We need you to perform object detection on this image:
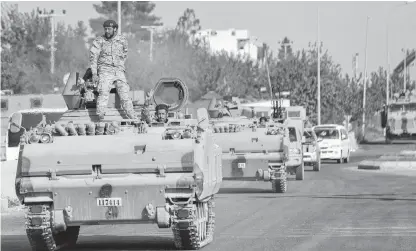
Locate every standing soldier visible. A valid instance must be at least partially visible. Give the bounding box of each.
[89,20,137,120]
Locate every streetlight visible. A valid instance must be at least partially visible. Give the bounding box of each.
[141,25,163,61]
[38,8,66,74]
[362,16,370,140]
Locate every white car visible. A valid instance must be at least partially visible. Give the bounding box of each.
[312,124,350,164]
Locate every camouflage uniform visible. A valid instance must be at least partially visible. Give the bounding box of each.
[90,33,136,119]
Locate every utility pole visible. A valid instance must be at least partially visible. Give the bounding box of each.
[141,25,160,61]
[118,1,121,33]
[362,16,370,140]
[317,8,321,125]
[38,8,66,75]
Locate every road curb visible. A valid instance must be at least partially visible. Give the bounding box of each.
[379,161,416,170]
[400,150,416,156]
[357,160,381,170]
[358,159,416,171]
[1,198,8,211]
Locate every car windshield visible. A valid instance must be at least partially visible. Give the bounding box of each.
[389,104,402,112]
[404,103,416,112]
[288,127,297,142]
[314,128,339,139]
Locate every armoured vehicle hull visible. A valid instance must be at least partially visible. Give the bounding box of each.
[15,75,222,250]
[206,96,290,193]
[206,98,308,192]
[214,125,289,193]
[382,93,416,144]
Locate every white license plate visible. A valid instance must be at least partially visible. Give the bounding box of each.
[238,163,246,169]
[97,198,122,207]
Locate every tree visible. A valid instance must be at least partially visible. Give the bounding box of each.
[1,7,89,93]
[176,8,201,36]
[277,37,294,60]
[89,1,162,40]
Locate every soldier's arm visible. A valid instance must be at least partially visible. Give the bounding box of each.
[89,37,102,76]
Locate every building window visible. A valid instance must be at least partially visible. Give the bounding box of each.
[231,31,236,36]
[30,97,43,108]
[237,39,247,50]
[1,99,8,111]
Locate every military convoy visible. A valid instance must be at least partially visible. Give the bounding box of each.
[205,97,307,193]
[14,75,223,250]
[12,69,315,249]
[381,90,416,144]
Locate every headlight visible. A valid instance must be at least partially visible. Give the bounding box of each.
[193,164,204,197]
[29,134,40,144]
[182,130,192,139]
[267,129,277,135]
[39,133,52,143]
[289,148,301,155]
[172,131,181,139]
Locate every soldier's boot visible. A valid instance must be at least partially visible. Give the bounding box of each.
[126,110,138,120]
[98,113,105,121]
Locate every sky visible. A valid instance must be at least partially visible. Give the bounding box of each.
[13,0,416,79]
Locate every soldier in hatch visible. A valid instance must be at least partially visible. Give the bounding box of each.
[141,103,169,124]
[154,104,169,123]
[89,20,137,120]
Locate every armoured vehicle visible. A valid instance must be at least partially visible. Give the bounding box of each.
[206,97,291,193]
[14,74,223,250]
[381,90,416,144]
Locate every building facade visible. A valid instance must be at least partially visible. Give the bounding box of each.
[192,29,263,63]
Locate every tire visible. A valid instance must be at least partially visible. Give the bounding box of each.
[272,177,287,193]
[313,157,321,171]
[337,151,343,164]
[296,161,304,180]
[343,151,350,163]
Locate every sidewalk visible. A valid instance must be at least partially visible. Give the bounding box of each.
[1,160,19,211]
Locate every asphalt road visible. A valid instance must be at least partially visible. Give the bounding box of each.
[2,144,416,251]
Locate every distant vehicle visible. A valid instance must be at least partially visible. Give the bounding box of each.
[302,128,322,171]
[381,90,416,144]
[313,124,350,164]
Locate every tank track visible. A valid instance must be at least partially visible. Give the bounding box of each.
[25,204,80,251]
[172,198,215,250]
